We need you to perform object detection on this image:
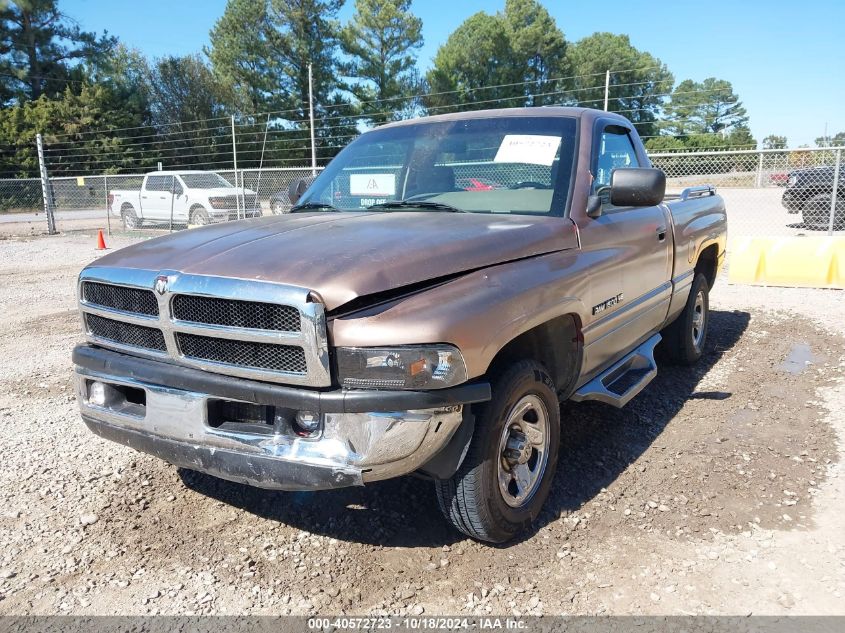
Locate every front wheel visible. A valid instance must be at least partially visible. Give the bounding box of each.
[121,206,140,230]
[434,360,560,543]
[189,206,210,226]
[661,272,710,365]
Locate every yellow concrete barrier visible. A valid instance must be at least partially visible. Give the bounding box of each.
[728,236,845,289]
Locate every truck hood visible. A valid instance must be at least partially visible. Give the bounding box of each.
[92,212,578,310]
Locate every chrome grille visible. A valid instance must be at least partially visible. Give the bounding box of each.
[78,269,330,386]
[86,314,166,352]
[176,333,306,374]
[171,295,300,331]
[82,281,159,316]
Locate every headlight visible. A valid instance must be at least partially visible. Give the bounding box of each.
[788,175,798,187]
[208,196,230,209]
[336,345,468,390]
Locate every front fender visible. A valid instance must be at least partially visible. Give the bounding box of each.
[329,249,590,380]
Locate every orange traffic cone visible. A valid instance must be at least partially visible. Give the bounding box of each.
[96,229,107,250]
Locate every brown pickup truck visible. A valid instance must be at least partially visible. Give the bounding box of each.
[73,107,727,542]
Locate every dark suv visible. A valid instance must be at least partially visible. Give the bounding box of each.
[781,166,844,229]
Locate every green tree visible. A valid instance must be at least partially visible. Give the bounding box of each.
[0,0,116,102]
[426,2,568,112]
[425,12,523,112]
[501,0,568,106]
[762,134,788,150]
[664,77,748,135]
[724,124,756,148]
[815,131,845,147]
[340,0,423,124]
[207,0,283,112]
[567,33,673,139]
[0,82,151,177]
[644,136,686,152]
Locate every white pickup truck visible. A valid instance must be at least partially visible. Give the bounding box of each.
[108,170,260,228]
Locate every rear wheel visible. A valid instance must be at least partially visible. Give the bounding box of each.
[189,206,210,226]
[802,194,844,230]
[661,272,709,365]
[434,360,560,543]
[121,205,140,230]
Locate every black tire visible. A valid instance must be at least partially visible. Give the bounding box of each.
[190,206,210,226]
[121,205,140,230]
[661,272,710,365]
[434,360,560,543]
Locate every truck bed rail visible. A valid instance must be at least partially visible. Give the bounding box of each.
[678,185,716,201]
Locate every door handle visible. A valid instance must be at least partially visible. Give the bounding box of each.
[656,226,667,241]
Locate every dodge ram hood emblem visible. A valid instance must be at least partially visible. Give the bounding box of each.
[154,275,168,295]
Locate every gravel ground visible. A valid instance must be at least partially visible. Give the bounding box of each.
[0,231,843,616]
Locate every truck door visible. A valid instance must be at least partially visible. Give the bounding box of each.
[170,176,190,222]
[141,175,172,221]
[576,123,673,378]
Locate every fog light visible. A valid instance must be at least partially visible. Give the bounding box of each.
[88,381,107,407]
[294,410,321,436]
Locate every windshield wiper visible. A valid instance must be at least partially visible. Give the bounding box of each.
[290,202,340,213]
[367,200,469,213]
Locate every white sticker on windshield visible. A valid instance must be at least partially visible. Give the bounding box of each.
[494,134,561,166]
[350,173,396,196]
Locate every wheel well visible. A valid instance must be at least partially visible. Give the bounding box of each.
[487,314,582,398]
[695,244,719,289]
[120,202,134,213]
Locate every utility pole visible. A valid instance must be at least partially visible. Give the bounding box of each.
[36,133,57,235]
[231,114,241,220]
[603,70,610,111]
[308,63,317,176]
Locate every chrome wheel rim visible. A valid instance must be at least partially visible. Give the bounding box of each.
[123,211,136,229]
[497,394,550,508]
[691,289,706,352]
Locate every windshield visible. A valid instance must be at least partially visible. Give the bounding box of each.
[180,173,234,189]
[298,115,577,215]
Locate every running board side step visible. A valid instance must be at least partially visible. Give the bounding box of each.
[571,334,661,408]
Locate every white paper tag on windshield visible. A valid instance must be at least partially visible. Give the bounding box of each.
[494,135,561,166]
[349,173,396,196]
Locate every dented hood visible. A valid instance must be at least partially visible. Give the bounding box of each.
[93,212,578,310]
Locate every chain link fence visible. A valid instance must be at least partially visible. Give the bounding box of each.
[650,146,844,236]
[1,146,843,237]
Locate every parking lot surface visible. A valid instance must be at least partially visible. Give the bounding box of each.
[0,232,843,615]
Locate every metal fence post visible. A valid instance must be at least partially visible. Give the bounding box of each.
[231,115,241,220]
[309,63,317,176]
[103,173,111,236]
[36,133,57,235]
[755,151,764,188]
[829,148,841,236]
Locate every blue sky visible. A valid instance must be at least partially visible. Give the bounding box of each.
[62,0,844,147]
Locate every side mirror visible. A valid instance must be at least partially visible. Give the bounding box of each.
[586,195,603,218]
[609,168,666,207]
[288,178,310,205]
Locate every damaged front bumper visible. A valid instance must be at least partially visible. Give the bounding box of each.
[73,345,490,491]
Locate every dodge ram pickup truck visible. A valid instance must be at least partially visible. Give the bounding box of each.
[74,107,727,543]
[109,170,260,229]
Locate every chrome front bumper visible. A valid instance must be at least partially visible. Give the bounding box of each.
[74,364,468,491]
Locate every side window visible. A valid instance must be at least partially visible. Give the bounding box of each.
[594,130,640,193]
[146,175,176,192]
[145,176,166,192]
